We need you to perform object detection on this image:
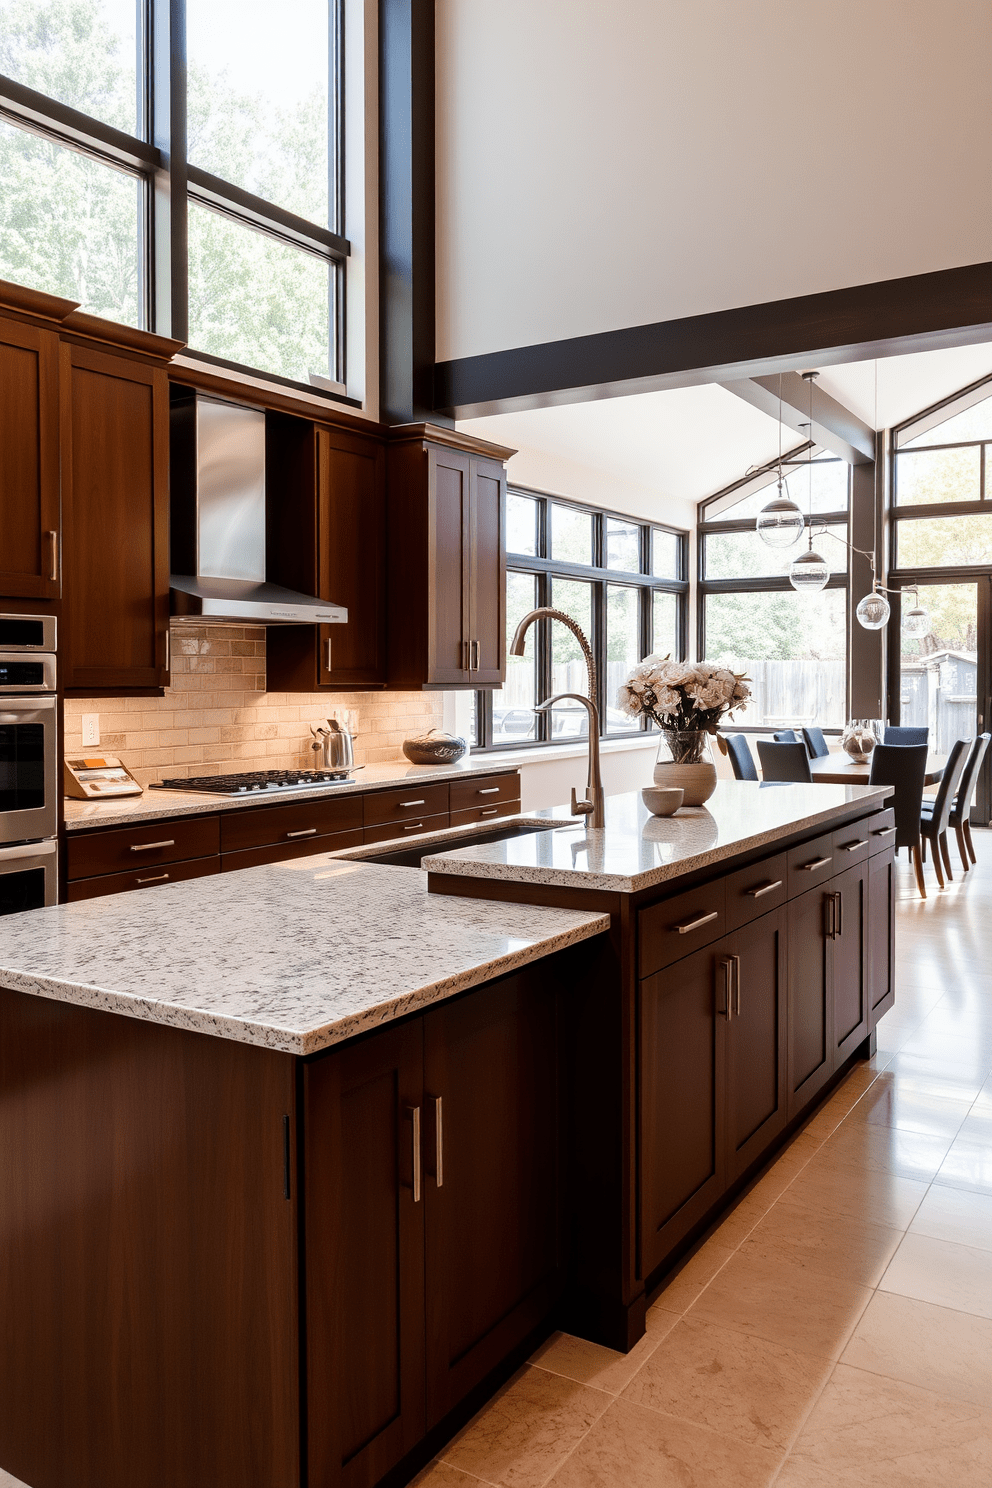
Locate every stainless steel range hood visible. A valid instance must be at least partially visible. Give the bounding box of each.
[170,395,347,626]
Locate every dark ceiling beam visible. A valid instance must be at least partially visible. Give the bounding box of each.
[721,371,875,464]
[433,261,992,419]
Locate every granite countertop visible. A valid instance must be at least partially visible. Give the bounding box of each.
[0,857,608,1055]
[422,781,894,894]
[63,756,518,831]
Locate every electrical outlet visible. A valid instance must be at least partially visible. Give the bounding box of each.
[81,713,100,747]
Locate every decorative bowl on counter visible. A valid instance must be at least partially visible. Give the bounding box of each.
[402,729,467,765]
[641,786,683,817]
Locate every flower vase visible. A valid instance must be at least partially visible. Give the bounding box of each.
[653,730,717,806]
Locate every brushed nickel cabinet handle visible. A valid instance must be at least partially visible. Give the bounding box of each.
[402,821,425,832]
[675,909,718,935]
[834,891,843,938]
[433,1095,443,1188]
[842,840,866,852]
[400,799,426,808]
[46,530,58,581]
[165,627,171,671]
[717,957,733,1021]
[478,787,501,795]
[733,954,741,1017]
[130,839,175,853]
[407,1106,421,1203]
[746,879,782,898]
[325,637,332,673]
[286,828,318,839]
[872,826,896,837]
[801,855,832,872]
[471,640,481,670]
[825,894,835,939]
[136,872,169,885]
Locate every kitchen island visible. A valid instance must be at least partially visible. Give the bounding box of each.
[0,782,895,1488]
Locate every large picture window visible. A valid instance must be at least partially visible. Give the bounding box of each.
[472,490,688,751]
[0,0,348,392]
[698,450,850,730]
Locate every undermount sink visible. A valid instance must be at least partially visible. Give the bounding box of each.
[359,820,560,869]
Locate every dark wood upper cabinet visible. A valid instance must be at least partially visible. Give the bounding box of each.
[266,416,387,691]
[0,316,61,600]
[386,427,511,689]
[61,343,171,693]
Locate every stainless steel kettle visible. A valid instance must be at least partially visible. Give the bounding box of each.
[310,717,356,771]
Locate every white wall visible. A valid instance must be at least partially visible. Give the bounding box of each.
[436,0,992,362]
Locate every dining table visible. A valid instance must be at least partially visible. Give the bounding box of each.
[808,752,946,786]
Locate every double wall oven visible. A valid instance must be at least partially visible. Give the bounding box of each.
[0,614,58,915]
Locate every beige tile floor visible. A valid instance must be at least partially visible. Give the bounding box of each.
[415,831,992,1488]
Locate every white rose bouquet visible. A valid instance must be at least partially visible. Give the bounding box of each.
[618,655,750,763]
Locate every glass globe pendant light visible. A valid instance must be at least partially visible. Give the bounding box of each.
[902,588,930,638]
[856,583,891,630]
[756,374,804,548]
[789,525,830,592]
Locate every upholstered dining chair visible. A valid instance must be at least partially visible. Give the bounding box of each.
[773,729,798,743]
[924,733,989,872]
[756,740,812,783]
[868,743,928,897]
[918,739,969,888]
[726,734,758,781]
[801,726,830,759]
[884,725,929,746]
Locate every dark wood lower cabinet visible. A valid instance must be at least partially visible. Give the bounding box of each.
[868,847,896,1026]
[724,908,788,1182]
[832,860,870,1064]
[787,883,833,1118]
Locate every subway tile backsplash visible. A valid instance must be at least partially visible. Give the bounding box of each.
[63,624,444,788]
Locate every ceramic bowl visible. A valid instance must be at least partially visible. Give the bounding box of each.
[641,786,684,817]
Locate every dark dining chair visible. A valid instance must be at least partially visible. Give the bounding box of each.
[868,743,929,897]
[801,726,830,759]
[918,738,968,888]
[757,740,812,783]
[726,733,758,781]
[773,729,798,743]
[924,732,989,872]
[884,726,929,746]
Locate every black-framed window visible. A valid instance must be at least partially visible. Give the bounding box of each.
[472,489,689,752]
[0,0,348,394]
[697,451,850,731]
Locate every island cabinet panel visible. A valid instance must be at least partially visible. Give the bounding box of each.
[868,846,897,1025]
[0,316,61,600]
[639,943,727,1278]
[304,1020,426,1488]
[0,988,300,1488]
[422,967,563,1425]
[61,344,170,692]
[724,907,788,1183]
[831,860,870,1065]
[787,884,833,1118]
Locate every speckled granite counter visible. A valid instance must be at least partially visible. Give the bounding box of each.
[63,756,517,831]
[0,856,608,1054]
[422,781,893,894]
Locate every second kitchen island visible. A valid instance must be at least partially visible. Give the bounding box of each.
[0,781,895,1488]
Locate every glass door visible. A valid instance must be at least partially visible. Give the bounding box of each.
[893,578,992,825]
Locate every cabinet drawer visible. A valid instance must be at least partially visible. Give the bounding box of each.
[449,772,520,813]
[638,879,726,978]
[450,799,520,827]
[66,815,220,881]
[221,828,364,873]
[219,794,363,854]
[725,852,788,931]
[364,812,449,845]
[363,783,449,826]
[832,819,872,867]
[786,831,837,897]
[66,855,220,901]
[867,807,897,854]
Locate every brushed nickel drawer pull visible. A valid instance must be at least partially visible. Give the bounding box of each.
[433,1095,443,1187]
[481,806,499,816]
[136,872,169,885]
[286,828,318,839]
[399,799,426,808]
[872,825,896,837]
[402,822,424,832]
[800,855,832,872]
[843,841,866,852]
[746,879,783,898]
[130,840,175,853]
[478,787,501,795]
[46,530,58,581]
[407,1106,421,1203]
[675,909,719,935]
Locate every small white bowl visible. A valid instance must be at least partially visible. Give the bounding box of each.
[642,786,684,817]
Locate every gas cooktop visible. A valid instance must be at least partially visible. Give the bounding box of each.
[149,769,355,797]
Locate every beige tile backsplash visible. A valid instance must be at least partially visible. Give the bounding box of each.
[63,624,444,788]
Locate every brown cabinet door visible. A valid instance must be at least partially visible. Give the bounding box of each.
[639,944,727,1278]
[0,317,61,600]
[61,344,170,691]
[787,884,833,1118]
[831,860,870,1064]
[304,1021,426,1488]
[422,967,563,1426]
[868,846,896,1026]
[725,908,788,1183]
[468,457,506,686]
[428,446,471,685]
